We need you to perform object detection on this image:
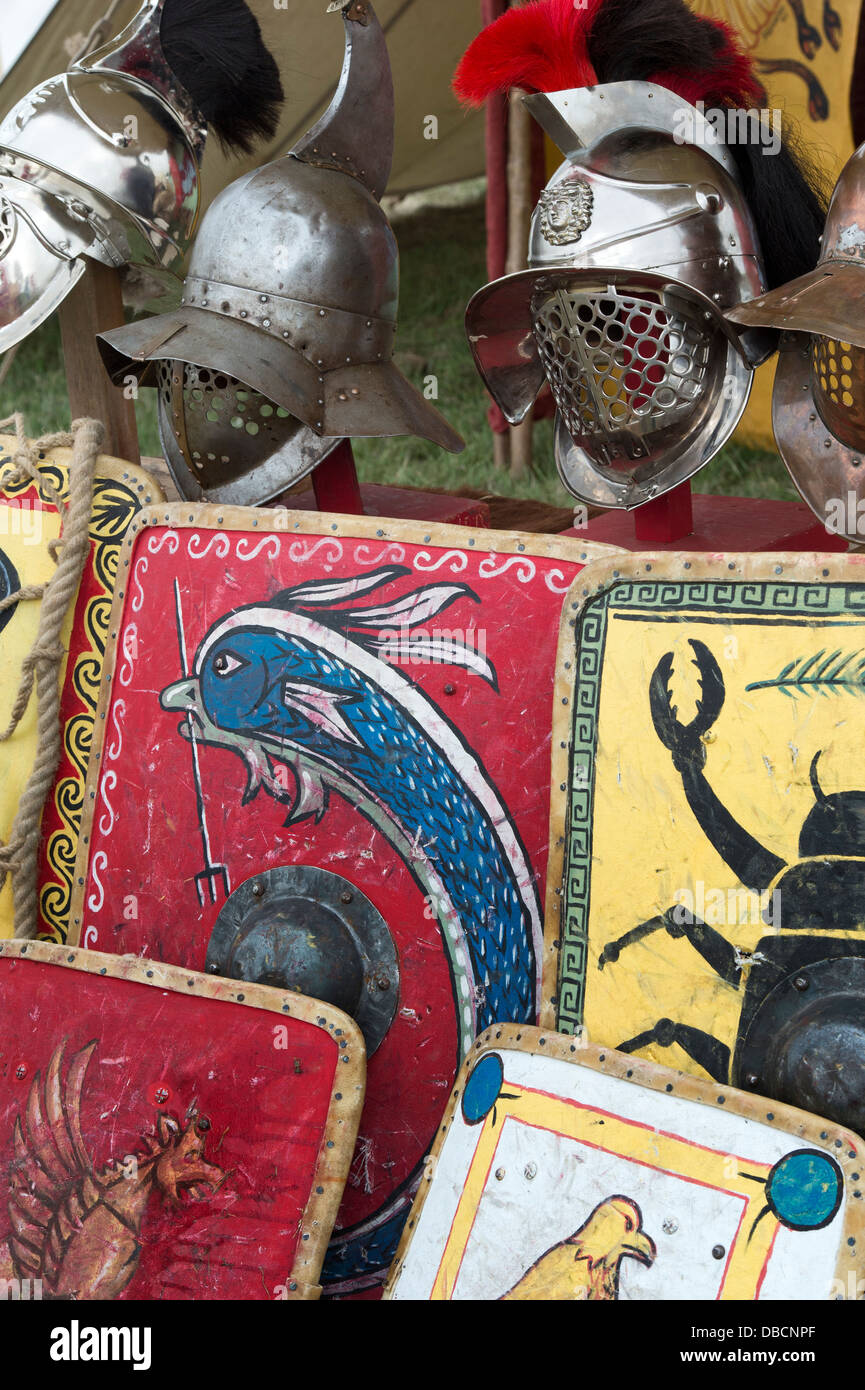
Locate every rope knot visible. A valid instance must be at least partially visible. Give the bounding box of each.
[27,640,66,667]
[70,419,106,453]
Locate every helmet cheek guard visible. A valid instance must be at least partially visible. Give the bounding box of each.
[97,0,464,506]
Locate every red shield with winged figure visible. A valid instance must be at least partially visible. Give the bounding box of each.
[0,941,364,1300]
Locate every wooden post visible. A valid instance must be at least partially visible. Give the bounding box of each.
[483,0,511,473]
[506,86,534,482]
[58,262,140,464]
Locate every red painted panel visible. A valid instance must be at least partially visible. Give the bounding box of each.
[0,951,343,1301]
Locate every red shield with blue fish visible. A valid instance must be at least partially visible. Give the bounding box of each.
[71,508,613,1295]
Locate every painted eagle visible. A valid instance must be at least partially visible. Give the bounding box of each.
[501,1196,656,1301]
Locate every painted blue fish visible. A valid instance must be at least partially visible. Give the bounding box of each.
[161,565,542,1291]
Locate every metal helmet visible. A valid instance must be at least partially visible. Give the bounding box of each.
[98,0,464,507]
[0,0,246,351]
[729,142,865,541]
[466,81,772,509]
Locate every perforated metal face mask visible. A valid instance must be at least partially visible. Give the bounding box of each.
[0,0,206,353]
[730,143,865,540]
[98,0,463,506]
[531,271,751,506]
[155,361,341,503]
[466,82,770,509]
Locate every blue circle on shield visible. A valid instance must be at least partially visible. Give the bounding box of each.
[766,1149,844,1231]
[461,1053,504,1125]
[0,547,19,639]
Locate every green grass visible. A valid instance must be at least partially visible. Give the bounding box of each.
[0,190,795,506]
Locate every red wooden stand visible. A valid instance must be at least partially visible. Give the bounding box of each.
[563,480,848,553]
[311,439,365,513]
[288,439,490,528]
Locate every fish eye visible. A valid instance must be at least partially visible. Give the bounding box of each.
[196,1116,211,1133]
[212,650,245,678]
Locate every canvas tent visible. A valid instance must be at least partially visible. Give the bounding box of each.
[0,0,487,206]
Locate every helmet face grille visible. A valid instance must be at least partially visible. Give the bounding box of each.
[532,289,712,444]
[157,361,306,490]
[811,336,865,450]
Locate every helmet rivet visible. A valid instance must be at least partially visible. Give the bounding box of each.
[350,388,360,396]
[202,300,208,307]
[240,310,248,318]
[809,413,816,421]
[319,309,326,317]
[366,321,372,327]
[283,331,290,338]
[263,319,271,328]
[825,440,833,448]
[346,357,351,363]
[260,295,268,303]
[338,392,348,401]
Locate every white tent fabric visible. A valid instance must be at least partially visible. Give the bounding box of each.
[0,0,487,202]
